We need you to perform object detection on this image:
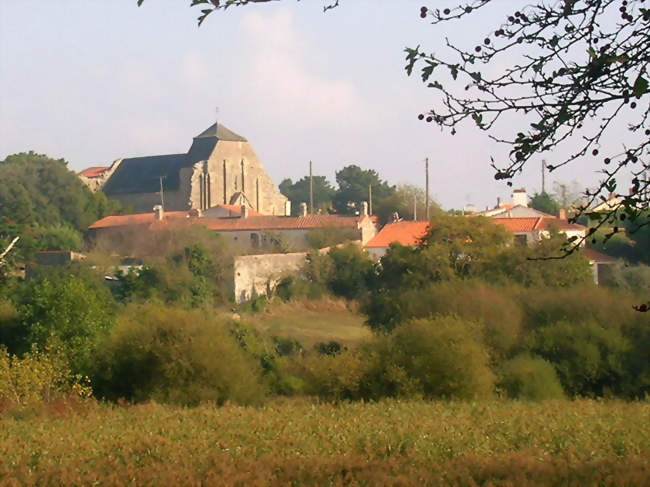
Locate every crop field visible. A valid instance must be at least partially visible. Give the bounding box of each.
[1,399,648,486]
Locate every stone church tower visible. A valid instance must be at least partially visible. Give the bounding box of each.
[91,123,289,215]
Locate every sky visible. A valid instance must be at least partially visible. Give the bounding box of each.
[0,0,635,211]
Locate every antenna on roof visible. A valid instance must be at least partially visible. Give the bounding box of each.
[215,106,219,129]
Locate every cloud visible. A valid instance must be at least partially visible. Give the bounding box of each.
[237,9,372,130]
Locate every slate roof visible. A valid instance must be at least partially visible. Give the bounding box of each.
[102,154,188,195]
[194,123,247,141]
[364,221,430,249]
[102,122,245,196]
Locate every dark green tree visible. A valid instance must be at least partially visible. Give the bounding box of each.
[530,192,560,216]
[0,152,120,259]
[333,165,395,215]
[279,175,336,215]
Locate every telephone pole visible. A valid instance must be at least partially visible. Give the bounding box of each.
[541,160,546,194]
[159,176,165,209]
[425,157,430,220]
[368,184,373,215]
[309,160,314,215]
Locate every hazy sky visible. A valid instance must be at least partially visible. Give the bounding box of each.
[0,0,634,210]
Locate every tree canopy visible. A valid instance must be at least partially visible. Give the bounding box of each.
[0,152,120,260]
[279,176,336,216]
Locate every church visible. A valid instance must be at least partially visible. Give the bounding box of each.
[79,123,290,215]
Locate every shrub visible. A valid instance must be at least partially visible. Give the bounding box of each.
[92,305,264,406]
[13,266,116,373]
[498,354,565,400]
[0,346,91,411]
[370,316,495,400]
[326,244,374,300]
[527,320,630,397]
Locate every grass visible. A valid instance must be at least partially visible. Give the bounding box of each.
[1,399,648,486]
[242,298,372,349]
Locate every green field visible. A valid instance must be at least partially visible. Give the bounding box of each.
[242,299,372,349]
[1,399,648,486]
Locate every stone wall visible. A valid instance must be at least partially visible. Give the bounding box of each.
[234,251,307,303]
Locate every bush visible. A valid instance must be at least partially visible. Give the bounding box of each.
[11,266,116,373]
[92,305,264,406]
[370,316,495,400]
[527,320,630,397]
[326,244,374,300]
[0,346,92,411]
[498,354,565,400]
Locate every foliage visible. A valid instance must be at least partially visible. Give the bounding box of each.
[0,152,120,260]
[530,191,560,216]
[305,227,357,249]
[373,183,441,224]
[35,224,83,252]
[110,228,235,307]
[369,317,495,400]
[498,354,565,400]
[0,346,92,412]
[332,165,395,215]
[4,265,116,374]
[279,175,336,215]
[323,244,374,300]
[404,1,650,230]
[527,320,631,397]
[92,305,264,405]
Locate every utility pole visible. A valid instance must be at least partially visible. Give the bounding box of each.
[159,176,165,209]
[413,193,417,221]
[425,157,430,220]
[541,160,546,194]
[368,184,373,215]
[309,160,314,215]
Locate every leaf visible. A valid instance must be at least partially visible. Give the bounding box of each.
[421,61,438,82]
[587,47,597,60]
[404,46,421,76]
[632,74,649,98]
[449,65,459,80]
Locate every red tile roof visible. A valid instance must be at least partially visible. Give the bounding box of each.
[364,221,430,249]
[200,214,363,231]
[78,166,109,178]
[491,217,586,233]
[88,211,191,230]
[214,204,263,217]
[88,212,367,232]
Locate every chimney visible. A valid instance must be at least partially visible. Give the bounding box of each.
[361,201,369,216]
[558,208,567,220]
[512,189,528,207]
[497,196,503,208]
[241,205,249,218]
[299,202,308,217]
[153,205,164,221]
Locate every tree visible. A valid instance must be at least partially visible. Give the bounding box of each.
[0,152,120,260]
[279,176,336,215]
[333,165,395,215]
[373,184,441,224]
[530,192,561,216]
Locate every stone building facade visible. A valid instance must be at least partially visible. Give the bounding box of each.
[81,123,289,215]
